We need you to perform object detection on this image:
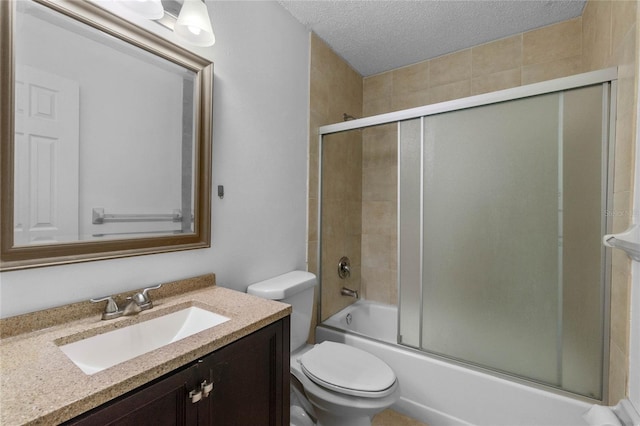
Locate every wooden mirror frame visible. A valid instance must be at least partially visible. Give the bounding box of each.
[0,0,212,271]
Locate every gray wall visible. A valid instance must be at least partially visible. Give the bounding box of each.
[0,1,310,317]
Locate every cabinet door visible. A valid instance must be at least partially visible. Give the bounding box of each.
[64,317,290,426]
[64,364,199,426]
[198,318,290,426]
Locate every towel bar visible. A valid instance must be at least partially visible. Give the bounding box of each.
[92,208,182,224]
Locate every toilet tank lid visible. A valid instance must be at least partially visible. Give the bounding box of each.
[247,271,317,300]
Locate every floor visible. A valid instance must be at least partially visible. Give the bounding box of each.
[372,409,429,426]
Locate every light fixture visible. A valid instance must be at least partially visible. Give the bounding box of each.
[119,0,165,20]
[174,0,215,47]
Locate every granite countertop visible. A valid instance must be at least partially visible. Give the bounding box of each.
[0,274,291,426]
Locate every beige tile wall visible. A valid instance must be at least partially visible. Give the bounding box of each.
[308,34,363,328]
[309,0,638,403]
[321,129,363,320]
[361,123,398,304]
[582,0,638,404]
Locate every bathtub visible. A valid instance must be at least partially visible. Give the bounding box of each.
[317,299,593,426]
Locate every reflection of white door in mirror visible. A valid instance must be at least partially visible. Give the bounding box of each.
[13,66,79,246]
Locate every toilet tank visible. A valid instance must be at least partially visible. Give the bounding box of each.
[247,271,317,352]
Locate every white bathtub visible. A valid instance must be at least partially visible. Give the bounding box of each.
[317,299,593,426]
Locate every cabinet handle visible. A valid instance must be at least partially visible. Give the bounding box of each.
[189,389,203,404]
[201,380,214,398]
[189,380,213,404]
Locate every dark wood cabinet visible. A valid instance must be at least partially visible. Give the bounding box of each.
[65,317,290,426]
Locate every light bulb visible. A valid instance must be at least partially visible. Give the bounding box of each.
[174,0,215,47]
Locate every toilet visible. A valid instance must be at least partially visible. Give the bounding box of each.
[247,271,399,426]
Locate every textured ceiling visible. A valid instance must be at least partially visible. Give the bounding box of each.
[277,0,587,77]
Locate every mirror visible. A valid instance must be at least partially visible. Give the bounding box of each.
[0,0,213,270]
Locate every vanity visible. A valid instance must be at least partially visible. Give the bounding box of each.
[0,274,291,425]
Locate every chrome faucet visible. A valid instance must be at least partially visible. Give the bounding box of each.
[341,286,359,299]
[90,295,123,320]
[91,284,162,320]
[122,298,142,316]
[124,284,162,315]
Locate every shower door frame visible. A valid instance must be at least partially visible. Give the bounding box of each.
[316,67,617,402]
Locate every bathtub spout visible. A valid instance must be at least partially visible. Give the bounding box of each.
[341,287,359,299]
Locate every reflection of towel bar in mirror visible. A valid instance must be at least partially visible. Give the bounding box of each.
[92,230,183,237]
[92,208,183,224]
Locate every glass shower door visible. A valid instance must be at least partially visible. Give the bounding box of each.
[421,93,561,386]
[399,84,609,399]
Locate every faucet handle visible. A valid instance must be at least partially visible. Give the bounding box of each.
[90,296,123,320]
[141,283,162,300]
[134,283,162,310]
[338,256,351,279]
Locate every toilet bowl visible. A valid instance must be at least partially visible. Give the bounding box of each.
[247,271,399,426]
[291,342,399,426]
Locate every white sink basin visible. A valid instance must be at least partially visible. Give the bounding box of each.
[58,306,230,375]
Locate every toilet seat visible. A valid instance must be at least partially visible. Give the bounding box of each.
[299,341,397,398]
